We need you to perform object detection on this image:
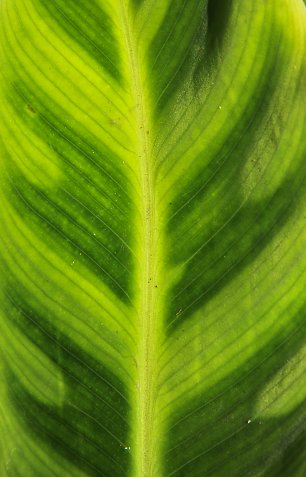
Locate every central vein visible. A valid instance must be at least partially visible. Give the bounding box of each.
[120,3,159,476]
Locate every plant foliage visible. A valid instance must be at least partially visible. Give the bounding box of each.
[0,1,306,476]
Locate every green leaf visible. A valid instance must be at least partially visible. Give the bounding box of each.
[0,1,305,476]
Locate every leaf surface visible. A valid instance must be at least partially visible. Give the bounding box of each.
[0,1,306,476]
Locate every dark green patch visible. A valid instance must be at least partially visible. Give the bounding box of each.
[36,0,123,83]
[148,0,208,114]
[166,175,303,332]
[12,80,134,198]
[165,34,305,331]
[3,80,135,303]
[130,0,145,8]
[206,0,234,52]
[3,282,131,477]
[191,0,234,87]
[264,429,306,476]
[163,308,306,476]
[148,0,234,115]
[4,166,133,302]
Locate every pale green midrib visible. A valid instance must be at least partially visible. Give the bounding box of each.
[119,3,159,477]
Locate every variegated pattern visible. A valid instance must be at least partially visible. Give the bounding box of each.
[0,1,306,476]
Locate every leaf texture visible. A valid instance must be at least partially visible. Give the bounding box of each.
[0,1,306,476]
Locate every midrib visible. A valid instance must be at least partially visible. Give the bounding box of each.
[120,3,159,477]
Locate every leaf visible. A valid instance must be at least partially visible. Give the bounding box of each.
[0,1,305,476]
